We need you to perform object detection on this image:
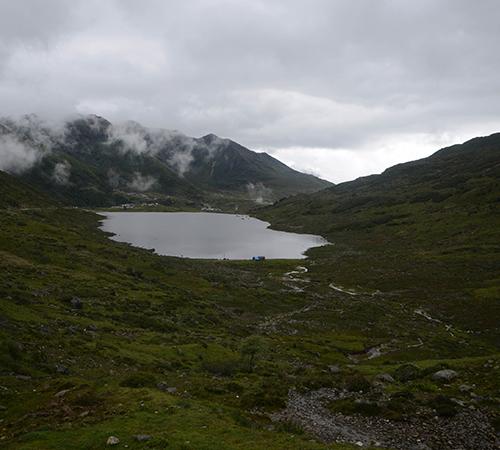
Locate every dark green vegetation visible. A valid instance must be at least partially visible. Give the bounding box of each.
[257,133,500,334]
[0,133,499,449]
[0,208,358,449]
[184,133,329,200]
[0,171,54,209]
[0,115,330,209]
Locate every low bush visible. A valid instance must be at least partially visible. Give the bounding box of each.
[119,372,157,388]
[201,357,240,377]
[345,374,371,392]
[427,395,458,417]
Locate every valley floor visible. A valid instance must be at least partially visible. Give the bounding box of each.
[0,207,498,449]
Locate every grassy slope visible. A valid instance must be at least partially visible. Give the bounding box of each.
[0,208,363,449]
[256,133,500,336]
[184,136,331,198]
[21,146,203,208]
[2,209,498,450]
[0,134,499,448]
[0,171,55,209]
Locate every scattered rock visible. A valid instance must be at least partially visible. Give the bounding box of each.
[409,444,431,450]
[134,434,152,442]
[328,365,341,374]
[272,387,498,449]
[459,384,473,392]
[0,405,7,411]
[432,369,458,382]
[106,436,120,445]
[67,325,80,334]
[70,296,83,309]
[470,392,482,401]
[15,375,32,381]
[157,382,177,393]
[55,364,70,375]
[375,373,394,383]
[54,389,71,398]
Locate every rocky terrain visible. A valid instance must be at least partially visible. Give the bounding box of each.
[273,387,498,449]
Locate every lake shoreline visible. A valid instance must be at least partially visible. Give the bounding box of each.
[98,211,328,260]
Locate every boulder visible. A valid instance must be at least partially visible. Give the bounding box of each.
[106,436,120,445]
[55,389,71,398]
[375,373,395,383]
[134,434,152,442]
[432,369,458,382]
[70,296,83,309]
[328,364,341,374]
[55,364,70,375]
[157,382,177,394]
[15,375,32,381]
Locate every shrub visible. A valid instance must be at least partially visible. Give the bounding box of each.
[240,335,268,370]
[393,364,421,382]
[202,358,240,377]
[7,340,23,360]
[297,371,337,391]
[240,379,288,410]
[427,395,458,417]
[275,420,305,435]
[119,372,157,388]
[345,374,371,392]
[73,389,103,407]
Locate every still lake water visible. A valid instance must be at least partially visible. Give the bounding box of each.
[99,212,327,259]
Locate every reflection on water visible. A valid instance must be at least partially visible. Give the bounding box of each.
[99,212,327,260]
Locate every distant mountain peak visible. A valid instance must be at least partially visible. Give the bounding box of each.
[0,114,331,207]
[200,133,229,145]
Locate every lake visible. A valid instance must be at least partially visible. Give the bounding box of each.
[99,212,327,259]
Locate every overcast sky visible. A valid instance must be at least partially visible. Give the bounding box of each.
[1,0,499,182]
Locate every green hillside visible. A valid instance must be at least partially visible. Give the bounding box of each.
[257,133,500,302]
[0,170,54,208]
[0,134,498,449]
[1,115,330,208]
[183,134,330,199]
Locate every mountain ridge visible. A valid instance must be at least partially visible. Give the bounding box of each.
[256,132,500,313]
[0,114,331,208]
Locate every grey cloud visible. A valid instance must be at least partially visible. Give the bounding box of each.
[0,114,68,173]
[0,113,231,178]
[52,160,71,185]
[107,121,151,154]
[246,182,273,205]
[0,1,499,181]
[0,134,40,174]
[128,172,157,192]
[107,168,121,188]
[106,121,230,176]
